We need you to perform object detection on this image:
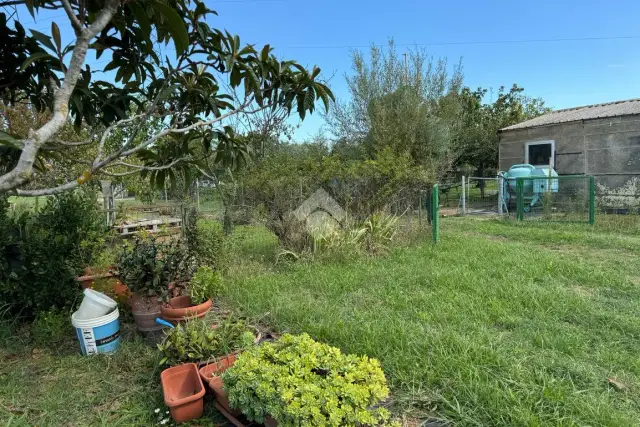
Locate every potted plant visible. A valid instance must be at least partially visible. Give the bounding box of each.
[222,333,400,427]
[161,266,221,324]
[157,317,255,367]
[117,237,193,332]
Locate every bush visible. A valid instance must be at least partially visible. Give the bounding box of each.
[0,190,107,317]
[157,317,255,366]
[188,266,223,304]
[184,211,228,271]
[223,333,396,426]
[117,236,196,301]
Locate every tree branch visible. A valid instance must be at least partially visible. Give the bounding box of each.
[51,139,94,146]
[61,0,83,34]
[15,180,79,196]
[0,0,120,194]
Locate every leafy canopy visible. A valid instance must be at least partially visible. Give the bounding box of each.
[0,0,334,194]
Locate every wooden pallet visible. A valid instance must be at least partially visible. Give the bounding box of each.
[113,218,182,235]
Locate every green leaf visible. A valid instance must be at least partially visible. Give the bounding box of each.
[30,29,56,52]
[261,44,270,62]
[297,92,306,119]
[128,2,151,40]
[152,0,189,56]
[315,84,331,112]
[20,52,55,71]
[103,60,119,72]
[51,22,61,53]
[230,66,241,88]
[304,87,315,111]
[0,131,21,149]
[24,0,35,18]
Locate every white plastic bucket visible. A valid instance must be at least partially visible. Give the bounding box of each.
[71,308,121,356]
[75,288,117,320]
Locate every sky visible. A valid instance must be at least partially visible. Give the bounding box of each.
[7,0,640,140]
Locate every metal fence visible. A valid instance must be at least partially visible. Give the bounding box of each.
[460,176,502,215]
[511,175,594,223]
[190,178,441,251]
[595,174,640,230]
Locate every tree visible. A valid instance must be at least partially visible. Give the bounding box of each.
[0,0,333,196]
[326,40,464,181]
[453,84,549,179]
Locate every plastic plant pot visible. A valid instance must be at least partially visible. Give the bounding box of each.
[161,296,212,324]
[74,288,118,320]
[161,363,206,423]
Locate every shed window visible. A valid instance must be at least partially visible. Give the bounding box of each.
[525,140,555,167]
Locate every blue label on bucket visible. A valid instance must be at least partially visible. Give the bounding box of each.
[75,317,120,355]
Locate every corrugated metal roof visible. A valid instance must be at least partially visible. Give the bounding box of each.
[500,98,640,131]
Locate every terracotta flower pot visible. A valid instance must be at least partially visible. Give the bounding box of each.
[161,363,206,423]
[77,267,130,304]
[209,376,241,417]
[264,416,278,427]
[130,294,163,332]
[161,296,212,324]
[198,354,239,415]
[198,353,237,384]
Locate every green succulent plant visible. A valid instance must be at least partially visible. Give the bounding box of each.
[223,333,399,426]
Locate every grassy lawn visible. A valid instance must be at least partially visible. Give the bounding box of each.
[2,218,639,426]
[223,218,640,426]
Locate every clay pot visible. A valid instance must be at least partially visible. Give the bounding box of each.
[198,354,237,384]
[161,296,212,324]
[264,416,278,427]
[161,363,206,423]
[130,294,163,332]
[77,267,130,304]
[198,354,239,415]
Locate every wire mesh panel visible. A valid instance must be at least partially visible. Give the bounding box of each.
[514,175,594,223]
[464,177,501,215]
[595,175,640,232]
[189,176,438,259]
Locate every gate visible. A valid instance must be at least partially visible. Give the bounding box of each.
[460,176,506,215]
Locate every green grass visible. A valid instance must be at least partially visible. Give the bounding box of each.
[223,218,640,426]
[2,217,640,426]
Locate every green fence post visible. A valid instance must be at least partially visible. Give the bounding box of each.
[589,175,595,225]
[432,184,439,243]
[516,178,524,221]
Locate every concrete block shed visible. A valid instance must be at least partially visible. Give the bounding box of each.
[498,99,640,202]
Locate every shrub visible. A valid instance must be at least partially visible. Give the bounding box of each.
[184,208,228,271]
[117,236,196,301]
[157,317,255,366]
[188,266,223,304]
[0,190,107,317]
[223,333,396,426]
